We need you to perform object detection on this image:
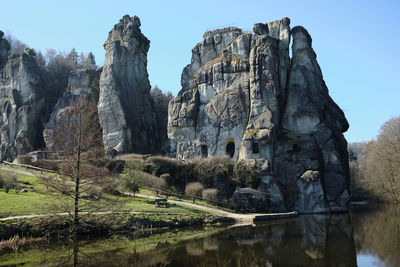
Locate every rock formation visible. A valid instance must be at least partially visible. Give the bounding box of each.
[43,68,100,150]
[98,15,159,155]
[0,31,47,161]
[168,18,350,213]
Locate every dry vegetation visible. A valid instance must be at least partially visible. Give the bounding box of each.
[349,116,400,202]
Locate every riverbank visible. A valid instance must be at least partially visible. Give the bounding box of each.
[0,213,232,241]
[0,166,234,240]
[0,164,298,241]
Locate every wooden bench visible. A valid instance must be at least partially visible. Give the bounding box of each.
[154,198,168,207]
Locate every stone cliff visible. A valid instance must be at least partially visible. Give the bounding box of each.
[43,68,100,151]
[98,15,160,155]
[168,18,350,213]
[0,31,47,161]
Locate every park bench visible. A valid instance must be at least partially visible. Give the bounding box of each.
[154,198,168,207]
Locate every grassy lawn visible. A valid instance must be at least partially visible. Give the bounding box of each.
[0,168,210,219]
[138,188,239,214]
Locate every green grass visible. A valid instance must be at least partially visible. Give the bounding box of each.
[0,168,212,219]
[138,188,239,214]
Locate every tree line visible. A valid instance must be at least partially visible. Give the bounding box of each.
[349,116,400,202]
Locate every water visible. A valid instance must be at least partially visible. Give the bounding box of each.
[1,204,399,266]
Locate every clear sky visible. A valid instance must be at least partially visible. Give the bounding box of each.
[1,0,399,143]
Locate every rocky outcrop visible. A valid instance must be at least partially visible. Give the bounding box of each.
[168,18,350,213]
[98,15,159,155]
[43,68,100,151]
[0,32,47,161]
[231,187,270,212]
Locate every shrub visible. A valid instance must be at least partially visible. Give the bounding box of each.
[32,160,60,171]
[202,189,218,203]
[121,160,144,196]
[84,185,103,200]
[101,176,121,196]
[191,156,234,188]
[145,156,190,191]
[1,174,19,193]
[233,161,260,188]
[16,155,33,165]
[191,156,236,200]
[141,172,167,191]
[145,156,180,176]
[185,182,204,198]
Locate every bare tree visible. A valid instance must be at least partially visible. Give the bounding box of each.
[40,96,118,238]
[4,32,29,55]
[362,117,400,202]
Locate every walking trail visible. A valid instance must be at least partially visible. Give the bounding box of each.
[0,166,297,224]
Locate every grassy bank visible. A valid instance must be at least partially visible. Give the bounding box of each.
[0,167,233,240]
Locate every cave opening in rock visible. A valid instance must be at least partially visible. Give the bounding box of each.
[201,145,208,158]
[226,142,235,158]
[253,143,259,154]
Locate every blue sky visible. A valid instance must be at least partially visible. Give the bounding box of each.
[1,0,399,143]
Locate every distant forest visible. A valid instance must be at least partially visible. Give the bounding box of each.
[349,116,400,203]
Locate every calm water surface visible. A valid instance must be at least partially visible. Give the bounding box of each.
[1,204,399,266]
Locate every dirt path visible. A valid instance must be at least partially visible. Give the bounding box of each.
[0,166,40,177]
[0,165,297,224]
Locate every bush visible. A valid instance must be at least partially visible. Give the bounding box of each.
[145,156,180,176]
[191,157,236,200]
[84,185,103,200]
[16,155,33,165]
[233,161,260,188]
[101,176,121,196]
[202,189,218,203]
[141,172,167,191]
[191,156,234,188]
[32,160,60,171]
[121,160,144,196]
[0,174,19,193]
[185,182,204,198]
[145,156,190,191]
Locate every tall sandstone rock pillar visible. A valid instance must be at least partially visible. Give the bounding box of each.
[0,31,47,161]
[98,15,159,154]
[168,18,350,213]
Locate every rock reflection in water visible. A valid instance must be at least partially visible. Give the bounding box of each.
[131,215,357,267]
[0,215,359,266]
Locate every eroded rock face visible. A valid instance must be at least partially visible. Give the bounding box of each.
[0,33,46,161]
[168,18,350,213]
[98,15,159,154]
[43,68,100,151]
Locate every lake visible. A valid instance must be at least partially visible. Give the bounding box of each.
[1,204,399,266]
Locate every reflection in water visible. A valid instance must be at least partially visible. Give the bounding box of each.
[156,215,357,267]
[352,204,400,267]
[4,206,400,266]
[74,215,357,266]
